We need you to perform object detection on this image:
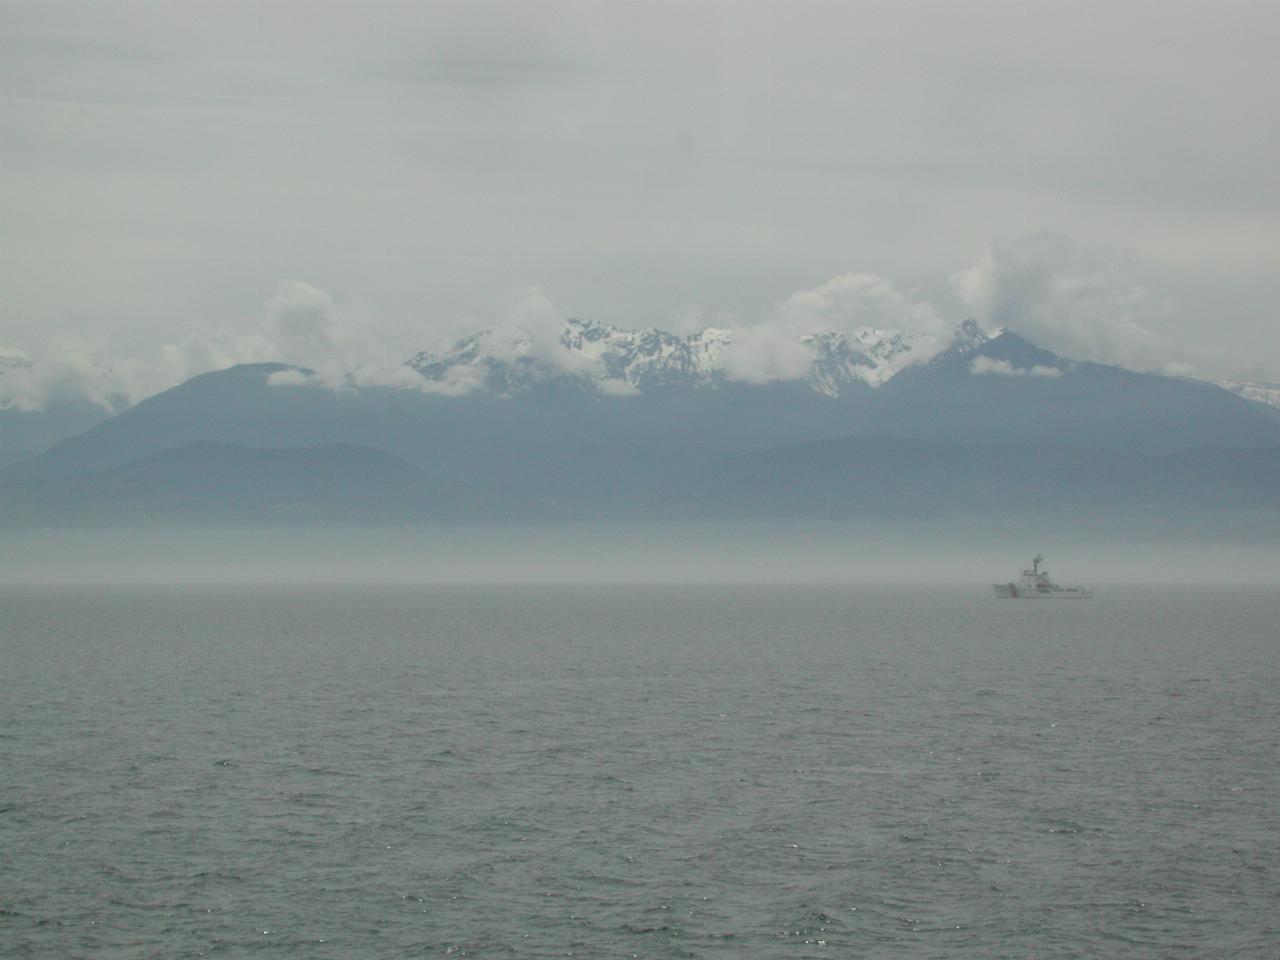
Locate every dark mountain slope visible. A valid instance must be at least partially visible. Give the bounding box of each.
[0,365,880,488]
[5,327,1277,515]
[1,442,442,526]
[1,399,114,470]
[672,436,1280,521]
[876,331,1278,452]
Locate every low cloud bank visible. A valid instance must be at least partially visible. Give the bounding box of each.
[2,282,430,411]
[970,356,1063,378]
[951,231,1189,376]
[777,271,945,338]
[2,232,1227,411]
[718,272,946,385]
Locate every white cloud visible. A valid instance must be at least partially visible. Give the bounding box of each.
[970,356,1063,378]
[477,286,601,380]
[2,282,614,409]
[717,326,815,385]
[264,369,312,388]
[1160,361,1196,378]
[1,235,1249,412]
[776,272,945,337]
[715,270,947,385]
[409,363,491,397]
[260,281,420,387]
[0,341,159,413]
[0,281,451,410]
[5,5,1279,380]
[951,231,1188,374]
[596,377,640,397]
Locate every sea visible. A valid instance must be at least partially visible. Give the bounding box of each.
[1,584,1276,958]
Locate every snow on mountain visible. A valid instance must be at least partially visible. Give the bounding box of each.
[0,349,139,415]
[560,319,735,389]
[0,351,33,370]
[950,317,994,354]
[801,329,926,393]
[1213,379,1280,410]
[407,318,960,397]
[0,350,35,388]
[1,352,42,412]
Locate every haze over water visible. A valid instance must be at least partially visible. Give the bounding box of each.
[3,583,1276,958]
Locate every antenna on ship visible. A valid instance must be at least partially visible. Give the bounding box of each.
[1033,554,1043,574]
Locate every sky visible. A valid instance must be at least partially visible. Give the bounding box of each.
[3,0,1279,407]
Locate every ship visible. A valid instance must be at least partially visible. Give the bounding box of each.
[993,555,1092,599]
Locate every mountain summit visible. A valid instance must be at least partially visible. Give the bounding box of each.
[5,318,1278,512]
[406,317,953,397]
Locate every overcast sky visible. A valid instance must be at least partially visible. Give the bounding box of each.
[3,0,1279,403]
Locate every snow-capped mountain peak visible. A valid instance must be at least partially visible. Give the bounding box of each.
[559,318,734,388]
[798,328,928,394]
[949,317,992,353]
[407,319,977,397]
[1212,379,1280,413]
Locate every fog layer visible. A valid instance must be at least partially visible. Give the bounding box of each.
[4,524,1277,586]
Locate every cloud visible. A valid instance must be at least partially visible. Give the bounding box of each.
[5,4,1279,385]
[717,326,815,385]
[260,281,419,388]
[951,231,1187,374]
[776,272,945,337]
[2,281,609,409]
[478,286,609,382]
[1,281,425,410]
[421,365,492,396]
[716,270,947,385]
[258,282,538,396]
[0,342,153,413]
[0,238,1231,412]
[970,356,1063,378]
[264,369,312,388]
[398,272,949,392]
[262,283,349,362]
[1160,361,1197,378]
[596,377,640,397]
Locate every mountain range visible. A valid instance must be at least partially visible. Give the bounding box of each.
[406,317,931,395]
[2,319,1278,530]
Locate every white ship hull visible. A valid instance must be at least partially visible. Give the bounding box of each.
[993,582,1092,599]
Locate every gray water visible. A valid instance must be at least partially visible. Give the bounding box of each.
[2,585,1277,958]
